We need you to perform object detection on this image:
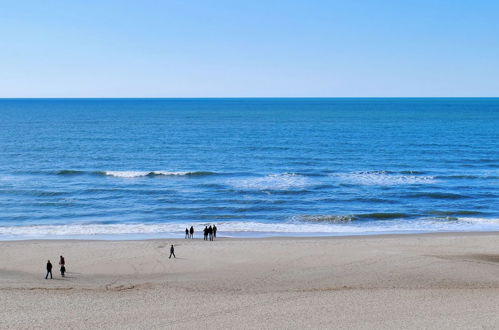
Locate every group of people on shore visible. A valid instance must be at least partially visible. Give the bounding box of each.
[45,255,66,279]
[184,225,217,241]
[203,225,217,241]
[184,226,195,239]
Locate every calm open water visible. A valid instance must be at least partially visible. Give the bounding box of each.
[0,98,498,239]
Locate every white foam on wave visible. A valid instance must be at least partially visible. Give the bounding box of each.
[227,173,312,191]
[334,171,436,186]
[1,217,499,238]
[453,217,499,224]
[104,171,150,178]
[104,171,198,178]
[290,215,355,223]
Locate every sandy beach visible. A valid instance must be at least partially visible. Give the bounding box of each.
[1,233,498,329]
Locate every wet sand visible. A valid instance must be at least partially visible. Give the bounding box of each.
[1,232,499,329]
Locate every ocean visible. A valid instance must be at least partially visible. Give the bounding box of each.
[0,98,498,239]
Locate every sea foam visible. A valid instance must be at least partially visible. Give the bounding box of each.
[53,170,215,178]
[101,171,214,178]
[226,173,312,191]
[1,217,498,239]
[334,171,436,186]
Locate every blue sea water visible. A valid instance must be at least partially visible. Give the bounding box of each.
[0,98,498,240]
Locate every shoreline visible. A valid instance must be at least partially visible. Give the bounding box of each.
[1,229,498,243]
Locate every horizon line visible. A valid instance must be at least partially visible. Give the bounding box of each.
[1,96,499,100]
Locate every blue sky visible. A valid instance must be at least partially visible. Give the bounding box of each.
[1,0,498,97]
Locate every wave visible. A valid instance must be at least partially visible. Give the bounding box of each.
[101,171,216,178]
[226,173,312,191]
[294,212,410,223]
[293,215,356,223]
[356,212,409,220]
[2,217,499,238]
[407,192,467,200]
[429,216,499,224]
[436,175,499,180]
[453,217,499,224]
[55,170,216,178]
[0,189,67,197]
[399,171,427,175]
[333,171,436,186]
[437,175,478,179]
[55,170,86,175]
[427,210,483,216]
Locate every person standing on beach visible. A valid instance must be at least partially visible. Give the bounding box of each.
[60,264,66,277]
[169,245,176,259]
[59,255,65,277]
[208,225,213,241]
[213,225,217,238]
[203,226,208,240]
[185,228,189,239]
[189,226,194,239]
[45,260,53,279]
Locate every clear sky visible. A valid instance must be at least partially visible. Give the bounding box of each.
[1,0,498,97]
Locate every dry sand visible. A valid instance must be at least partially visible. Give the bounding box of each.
[1,233,498,329]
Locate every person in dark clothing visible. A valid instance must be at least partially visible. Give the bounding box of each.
[208,225,213,241]
[189,226,194,239]
[185,228,189,239]
[59,255,66,277]
[45,260,53,279]
[169,245,176,259]
[213,225,217,238]
[203,226,208,240]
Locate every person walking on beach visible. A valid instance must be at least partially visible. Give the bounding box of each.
[45,260,53,279]
[169,245,176,259]
[213,225,217,238]
[189,226,194,239]
[185,228,189,239]
[203,226,208,240]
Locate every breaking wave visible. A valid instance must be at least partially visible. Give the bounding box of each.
[1,217,499,239]
[334,171,436,186]
[226,173,312,191]
[292,215,355,223]
[101,171,215,178]
[55,170,216,178]
[454,217,499,224]
[293,212,410,223]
